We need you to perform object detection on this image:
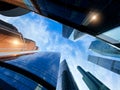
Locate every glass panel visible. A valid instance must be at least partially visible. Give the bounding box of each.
[97,26,120,44]
[0,66,46,90]
[6,52,60,87]
[37,0,86,24]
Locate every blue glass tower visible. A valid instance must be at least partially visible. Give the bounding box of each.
[89,40,120,57]
[62,25,85,41]
[0,52,60,90]
[88,55,120,75]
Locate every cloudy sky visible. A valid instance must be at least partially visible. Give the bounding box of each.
[0,12,120,90]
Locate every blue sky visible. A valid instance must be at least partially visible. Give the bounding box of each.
[0,12,120,90]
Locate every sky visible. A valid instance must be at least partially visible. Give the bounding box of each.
[0,12,120,90]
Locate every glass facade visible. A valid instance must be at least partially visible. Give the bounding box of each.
[62,25,85,41]
[97,26,120,44]
[62,25,74,39]
[89,40,120,57]
[57,60,79,90]
[0,52,60,90]
[36,0,86,24]
[88,55,120,75]
[77,66,110,90]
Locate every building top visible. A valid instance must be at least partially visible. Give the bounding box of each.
[0,19,17,32]
[62,25,74,38]
[62,25,85,41]
[0,19,22,37]
[24,38,35,43]
[89,40,120,57]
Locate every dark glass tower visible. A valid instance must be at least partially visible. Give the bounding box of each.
[0,52,60,90]
[77,66,110,90]
[88,55,120,75]
[62,25,85,41]
[57,60,79,90]
[0,19,38,52]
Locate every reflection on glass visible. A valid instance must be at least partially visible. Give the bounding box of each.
[97,26,120,44]
[0,52,60,90]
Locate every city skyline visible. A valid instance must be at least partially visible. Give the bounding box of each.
[0,12,120,90]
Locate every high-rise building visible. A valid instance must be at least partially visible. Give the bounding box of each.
[1,0,120,49]
[77,66,110,90]
[88,55,120,75]
[89,40,120,57]
[0,52,60,90]
[62,25,85,41]
[57,60,79,90]
[0,19,38,52]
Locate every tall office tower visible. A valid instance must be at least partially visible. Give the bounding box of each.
[57,60,79,90]
[88,55,120,75]
[0,52,60,90]
[89,40,120,57]
[0,19,38,52]
[62,25,85,41]
[77,66,110,90]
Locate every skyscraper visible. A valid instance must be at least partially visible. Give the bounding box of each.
[88,55,120,75]
[0,52,60,90]
[89,40,120,57]
[77,66,110,90]
[0,19,38,52]
[57,60,79,90]
[62,25,85,41]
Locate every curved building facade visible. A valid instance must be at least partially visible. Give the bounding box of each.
[0,52,60,90]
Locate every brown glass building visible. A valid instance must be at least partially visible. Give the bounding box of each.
[0,19,38,52]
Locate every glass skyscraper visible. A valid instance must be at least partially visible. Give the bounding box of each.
[89,40,120,57]
[88,39,120,75]
[88,55,120,75]
[0,52,60,90]
[57,60,79,90]
[62,25,85,41]
[0,19,38,52]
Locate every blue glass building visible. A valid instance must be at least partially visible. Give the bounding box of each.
[0,52,60,90]
[88,55,120,75]
[62,25,85,41]
[89,40,120,57]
